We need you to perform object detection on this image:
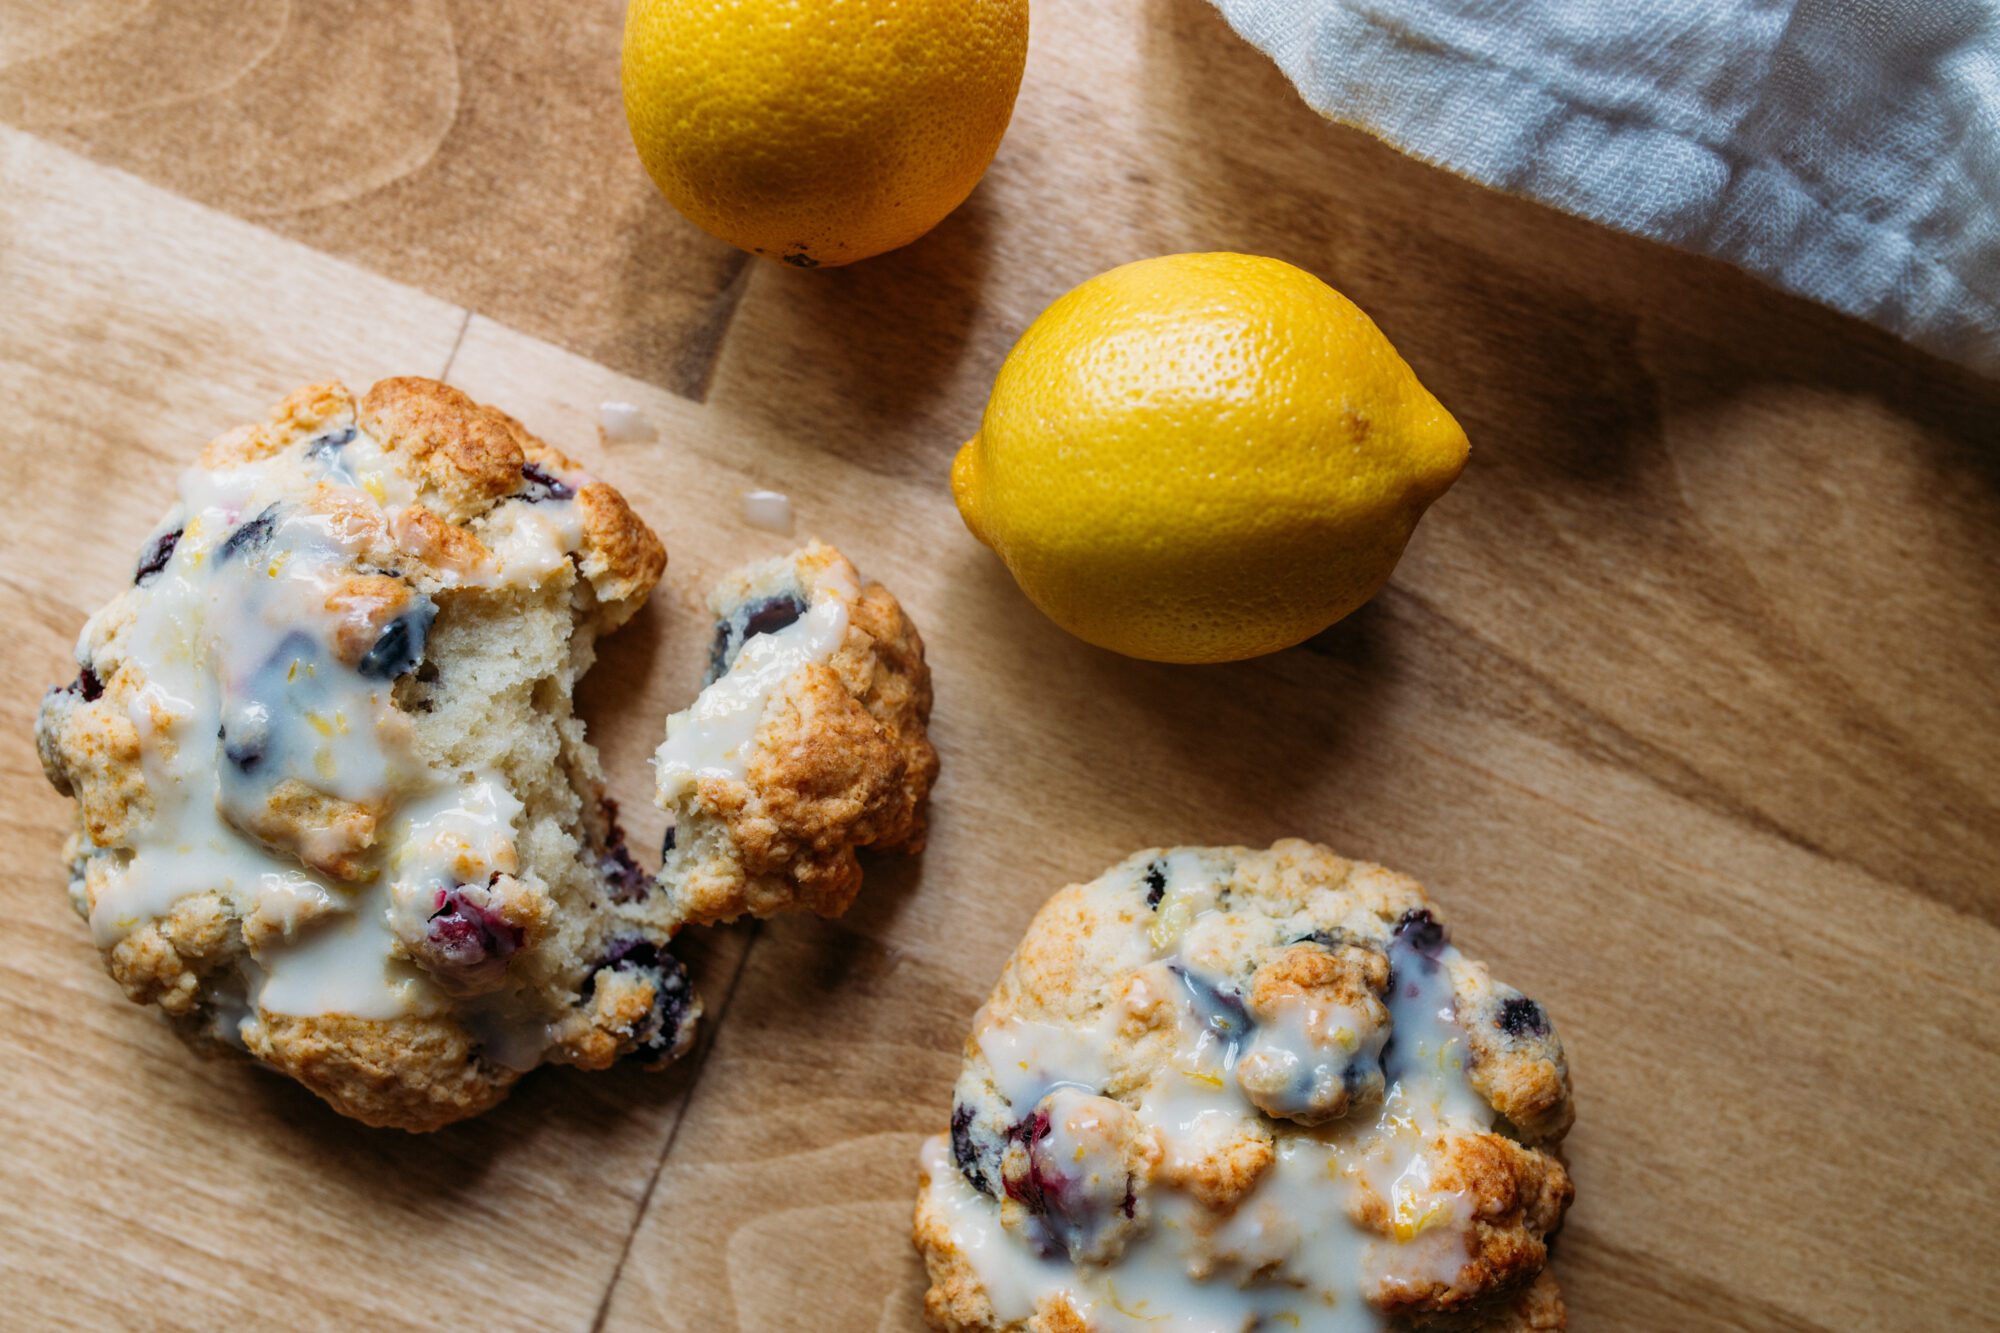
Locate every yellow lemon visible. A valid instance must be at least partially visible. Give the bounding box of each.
[952,253,1469,664]
[621,0,1029,268]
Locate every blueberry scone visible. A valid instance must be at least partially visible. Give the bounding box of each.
[654,541,937,925]
[914,840,1574,1332]
[35,379,700,1132]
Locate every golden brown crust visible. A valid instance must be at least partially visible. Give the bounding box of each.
[660,544,937,926]
[1249,939,1390,1011]
[355,379,667,614]
[37,377,679,1133]
[914,1180,1004,1332]
[200,381,357,468]
[715,663,904,916]
[575,482,668,621]
[1162,1120,1274,1211]
[843,576,940,851]
[1510,1270,1568,1331]
[103,892,238,1016]
[243,1012,518,1132]
[1365,1134,1572,1318]
[36,682,147,848]
[914,842,1574,1332]
[358,377,528,525]
[1462,990,1573,1144]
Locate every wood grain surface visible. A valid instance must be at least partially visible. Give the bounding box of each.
[3,2,1996,1330]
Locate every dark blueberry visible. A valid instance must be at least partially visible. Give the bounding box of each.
[516,462,575,503]
[706,593,807,679]
[1171,965,1251,1045]
[661,824,677,855]
[133,528,183,584]
[76,667,104,702]
[633,951,697,1062]
[357,599,436,680]
[705,621,733,682]
[426,887,525,969]
[217,693,272,772]
[743,595,804,641]
[581,936,697,1064]
[1002,1110,1054,1211]
[951,1104,995,1197]
[1498,996,1548,1038]
[1394,907,1448,958]
[220,726,263,773]
[580,936,660,1000]
[1120,1180,1137,1219]
[597,805,650,903]
[600,843,648,902]
[216,504,280,564]
[1293,929,1343,949]
[304,425,356,460]
[1143,861,1167,910]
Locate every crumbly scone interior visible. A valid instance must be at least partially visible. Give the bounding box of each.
[654,540,937,925]
[913,840,1573,1333]
[35,379,696,1131]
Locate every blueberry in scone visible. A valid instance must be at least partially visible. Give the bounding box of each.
[654,541,938,925]
[35,379,697,1131]
[913,840,1574,1332]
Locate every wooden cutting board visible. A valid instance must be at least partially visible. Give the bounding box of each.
[3,3,1996,1329]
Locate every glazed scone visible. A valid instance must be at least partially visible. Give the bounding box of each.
[913,840,1574,1332]
[35,378,699,1132]
[654,541,937,924]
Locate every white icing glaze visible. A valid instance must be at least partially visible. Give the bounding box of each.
[379,776,525,950]
[82,426,586,1032]
[1236,991,1388,1122]
[922,1135,1079,1323]
[740,489,794,534]
[478,501,585,585]
[979,1018,1115,1107]
[254,879,430,1019]
[653,565,858,789]
[598,399,657,443]
[931,866,1499,1332]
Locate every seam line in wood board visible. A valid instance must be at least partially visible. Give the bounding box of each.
[437,309,474,381]
[588,918,765,1333]
[678,255,757,404]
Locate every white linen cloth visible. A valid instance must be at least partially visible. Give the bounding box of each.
[1208,0,2000,374]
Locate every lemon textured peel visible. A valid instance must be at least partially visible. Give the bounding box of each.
[952,253,1469,664]
[622,0,1029,268]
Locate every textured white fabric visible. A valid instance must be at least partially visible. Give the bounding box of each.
[1209,0,2000,374]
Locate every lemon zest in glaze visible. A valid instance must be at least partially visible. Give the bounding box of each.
[1105,1279,1169,1321]
[1148,895,1196,949]
[1391,1193,1455,1242]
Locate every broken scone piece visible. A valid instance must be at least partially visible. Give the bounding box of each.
[915,840,1573,1332]
[35,379,697,1131]
[654,542,938,925]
